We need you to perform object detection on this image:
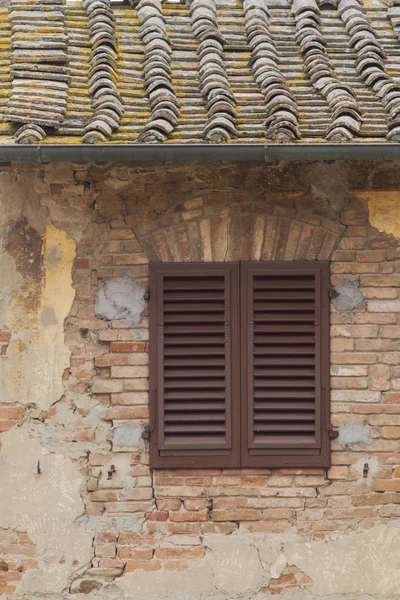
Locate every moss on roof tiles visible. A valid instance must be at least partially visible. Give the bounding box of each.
[0,0,400,144]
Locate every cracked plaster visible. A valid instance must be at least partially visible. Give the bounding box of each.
[284,526,400,595]
[0,428,93,595]
[0,222,76,410]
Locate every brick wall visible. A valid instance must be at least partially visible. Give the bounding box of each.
[3,161,400,596]
[0,529,37,598]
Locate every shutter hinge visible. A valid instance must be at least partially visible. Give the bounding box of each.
[142,424,154,440]
[329,427,339,440]
[144,287,150,302]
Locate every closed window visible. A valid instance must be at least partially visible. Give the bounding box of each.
[148,262,330,469]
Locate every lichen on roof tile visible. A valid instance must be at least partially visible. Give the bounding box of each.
[81,0,124,143]
[294,0,363,141]
[0,0,399,143]
[4,0,69,143]
[135,0,181,143]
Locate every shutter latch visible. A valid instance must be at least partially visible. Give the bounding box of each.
[329,427,339,440]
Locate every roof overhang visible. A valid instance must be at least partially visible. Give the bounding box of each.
[1,143,400,163]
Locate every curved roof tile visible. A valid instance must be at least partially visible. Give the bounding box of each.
[0,0,400,144]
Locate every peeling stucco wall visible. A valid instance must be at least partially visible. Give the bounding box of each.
[0,429,93,595]
[2,161,400,600]
[0,219,76,410]
[285,525,400,595]
[0,168,91,599]
[355,190,400,238]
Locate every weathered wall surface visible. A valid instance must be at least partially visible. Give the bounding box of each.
[2,160,400,600]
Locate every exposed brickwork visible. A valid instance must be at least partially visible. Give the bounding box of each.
[0,327,25,434]
[0,404,25,434]
[0,328,11,357]
[4,161,400,596]
[0,530,38,598]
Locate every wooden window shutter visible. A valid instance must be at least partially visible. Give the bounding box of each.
[241,262,330,468]
[149,263,240,468]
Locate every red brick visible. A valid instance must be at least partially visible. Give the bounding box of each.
[361,275,400,287]
[113,254,149,265]
[103,241,124,253]
[212,509,261,521]
[98,559,124,568]
[106,406,149,420]
[95,545,116,558]
[0,406,25,419]
[130,549,153,560]
[111,392,148,405]
[111,366,148,379]
[331,325,378,338]
[331,353,379,365]
[169,511,208,522]
[157,499,181,511]
[110,342,147,353]
[0,421,18,432]
[146,512,169,521]
[125,561,161,572]
[117,547,130,559]
[356,250,386,262]
[270,574,297,586]
[75,258,90,269]
[373,480,400,492]
[327,467,349,480]
[381,427,400,439]
[331,250,356,262]
[183,499,209,511]
[167,523,200,535]
[95,355,129,367]
[92,379,123,394]
[241,476,268,487]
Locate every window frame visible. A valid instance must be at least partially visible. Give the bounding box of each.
[148,261,331,469]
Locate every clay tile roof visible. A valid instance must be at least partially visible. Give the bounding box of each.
[1,0,400,146]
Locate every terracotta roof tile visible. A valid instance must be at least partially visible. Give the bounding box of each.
[0,0,400,144]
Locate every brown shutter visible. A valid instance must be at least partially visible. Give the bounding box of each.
[241,261,330,468]
[149,263,240,468]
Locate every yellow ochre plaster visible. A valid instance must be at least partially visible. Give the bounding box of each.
[354,190,400,238]
[0,223,76,411]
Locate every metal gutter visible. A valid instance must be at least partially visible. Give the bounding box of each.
[0,143,400,162]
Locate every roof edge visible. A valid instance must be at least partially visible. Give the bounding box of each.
[0,143,400,163]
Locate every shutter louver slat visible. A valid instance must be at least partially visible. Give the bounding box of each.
[149,263,240,468]
[241,262,330,468]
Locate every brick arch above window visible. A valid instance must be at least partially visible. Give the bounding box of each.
[134,209,346,263]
